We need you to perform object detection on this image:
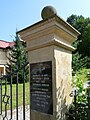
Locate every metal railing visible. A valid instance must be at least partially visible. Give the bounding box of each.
[0,62,30,120]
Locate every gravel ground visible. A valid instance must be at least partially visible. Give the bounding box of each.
[0,105,30,120]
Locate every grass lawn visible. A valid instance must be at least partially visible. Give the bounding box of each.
[1,82,30,111]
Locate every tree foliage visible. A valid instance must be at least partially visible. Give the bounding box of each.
[6,34,29,83]
[79,25,90,57]
[67,15,90,119]
[67,15,90,72]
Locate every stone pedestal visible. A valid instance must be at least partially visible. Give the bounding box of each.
[17,9,80,120]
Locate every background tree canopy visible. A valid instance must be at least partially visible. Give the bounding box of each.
[67,15,90,72]
[67,15,90,119]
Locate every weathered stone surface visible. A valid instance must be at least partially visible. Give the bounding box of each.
[41,6,57,19]
[18,7,80,120]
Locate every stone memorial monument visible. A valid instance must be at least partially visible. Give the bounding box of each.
[17,6,80,120]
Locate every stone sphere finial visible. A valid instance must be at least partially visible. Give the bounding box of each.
[41,6,57,20]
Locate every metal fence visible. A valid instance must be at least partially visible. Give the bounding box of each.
[0,62,30,120]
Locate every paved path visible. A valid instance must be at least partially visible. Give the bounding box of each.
[0,105,30,120]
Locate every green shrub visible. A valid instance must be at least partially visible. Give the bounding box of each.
[69,69,90,119]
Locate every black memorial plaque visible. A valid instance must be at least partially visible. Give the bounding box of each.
[30,61,53,115]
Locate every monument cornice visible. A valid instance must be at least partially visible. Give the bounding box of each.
[25,38,75,52]
[17,15,80,43]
